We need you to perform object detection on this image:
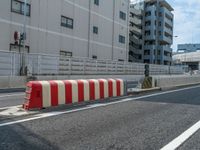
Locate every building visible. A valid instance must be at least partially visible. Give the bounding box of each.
[129,0,174,65]
[177,44,200,53]
[173,51,200,70]
[129,3,144,63]
[0,0,129,61]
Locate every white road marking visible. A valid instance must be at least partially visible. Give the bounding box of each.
[0,105,34,116]
[0,93,24,98]
[160,120,200,150]
[0,85,200,127]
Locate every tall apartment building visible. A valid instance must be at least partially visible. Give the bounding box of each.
[129,3,144,63]
[129,0,173,65]
[0,0,129,61]
[177,44,200,53]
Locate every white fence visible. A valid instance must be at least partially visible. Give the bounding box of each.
[0,51,184,76]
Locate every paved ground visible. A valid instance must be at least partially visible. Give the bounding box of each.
[0,92,24,107]
[0,85,200,150]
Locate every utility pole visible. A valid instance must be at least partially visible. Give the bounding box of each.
[20,0,27,75]
[87,0,91,58]
[126,0,130,62]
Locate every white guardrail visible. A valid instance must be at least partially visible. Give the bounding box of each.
[0,50,184,76]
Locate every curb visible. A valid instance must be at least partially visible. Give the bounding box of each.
[127,87,161,95]
[0,88,25,93]
[160,82,200,91]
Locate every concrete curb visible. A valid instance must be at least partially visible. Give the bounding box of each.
[160,82,200,91]
[127,87,161,95]
[0,88,25,93]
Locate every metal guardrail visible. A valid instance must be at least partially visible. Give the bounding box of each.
[0,51,184,76]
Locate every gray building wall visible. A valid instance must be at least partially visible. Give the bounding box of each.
[129,0,173,65]
[0,0,129,61]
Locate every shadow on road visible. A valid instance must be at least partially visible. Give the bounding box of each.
[134,87,200,106]
[0,119,60,150]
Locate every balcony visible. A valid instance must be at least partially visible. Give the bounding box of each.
[130,7,142,16]
[129,45,143,55]
[130,36,143,45]
[145,34,156,40]
[159,45,172,53]
[164,18,173,28]
[144,45,156,50]
[164,27,173,36]
[130,17,142,25]
[164,56,172,61]
[159,35,172,44]
[129,26,142,35]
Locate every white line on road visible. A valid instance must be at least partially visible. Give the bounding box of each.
[160,120,200,150]
[0,93,24,98]
[0,85,200,128]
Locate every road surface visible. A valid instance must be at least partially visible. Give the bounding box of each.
[1,85,200,150]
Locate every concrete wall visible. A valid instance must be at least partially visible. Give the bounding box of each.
[0,75,143,89]
[0,76,27,89]
[1,75,200,91]
[155,75,200,89]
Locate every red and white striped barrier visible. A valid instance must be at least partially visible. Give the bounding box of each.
[23,79,124,110]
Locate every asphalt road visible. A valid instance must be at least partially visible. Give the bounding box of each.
[1,85,200,150]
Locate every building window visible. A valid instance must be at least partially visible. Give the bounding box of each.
[120,11,126,20]
[61,16,73,29]
[119,35,125,44]
[60,50,72,57]
[145,30,151,36]
[118,59,124,62]
[158,50,161,55]
[93,26,98,34]
[145,21,151,26]
[92,55,97,59]
[144,50,150,55]
[94,0,99,6]
[11,0,31,16]
[159,21,162,26]
[145,11,151,16]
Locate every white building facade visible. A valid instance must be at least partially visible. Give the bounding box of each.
[0,0,129,61]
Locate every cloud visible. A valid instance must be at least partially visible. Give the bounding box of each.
[171,0,200,51]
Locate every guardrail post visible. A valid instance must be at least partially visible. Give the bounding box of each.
[106,61,108,74]
[10,52,13,76]
[168,65,171,75]
[83,59,86,75]
[96,60,98,74]
[115,61,117,73]
[37,55,41,75]
[56,56,59,75]
[69,58,72,75]
[123,61,126,74]
[13,53,16,76]
[124,80,127,96]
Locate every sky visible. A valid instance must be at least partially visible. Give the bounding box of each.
[131,0,200,51]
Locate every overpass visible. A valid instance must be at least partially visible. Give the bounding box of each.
[173,51,200,70]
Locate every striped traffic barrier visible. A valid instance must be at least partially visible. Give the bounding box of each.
[23,79,124,110]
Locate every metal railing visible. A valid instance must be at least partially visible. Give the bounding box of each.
[0,50,184,76]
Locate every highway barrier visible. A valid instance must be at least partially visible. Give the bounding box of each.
[23,79,124,110]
